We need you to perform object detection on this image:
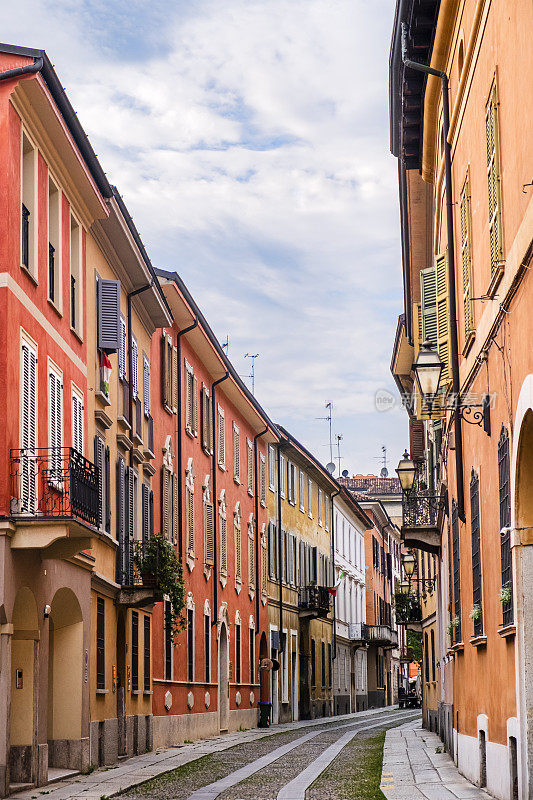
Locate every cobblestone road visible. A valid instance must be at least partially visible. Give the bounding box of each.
[123,708,419,800]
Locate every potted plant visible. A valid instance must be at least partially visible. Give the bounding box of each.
[470,604,482,622]
[134,533,186,636]
[499,584,512,606]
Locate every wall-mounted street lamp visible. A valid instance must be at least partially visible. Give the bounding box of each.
[401,551,437,592]
[396,450,416,493]
[413,341,491,435]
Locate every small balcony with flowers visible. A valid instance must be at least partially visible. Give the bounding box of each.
[396,450,442,555]
[9,446,100,557]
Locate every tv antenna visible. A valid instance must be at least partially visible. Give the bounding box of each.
[335,434,343,477]
[316,402,333,464]
[374,445,388,477]
[221,335,229,355]
[244,353,259,395]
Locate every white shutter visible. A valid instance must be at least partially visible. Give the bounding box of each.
[131,337,138,398]
[218,408,225,466]
[192,376,198,436]
[233,426,240,480]
[220,514,227,574]
[247,441,253,494]
[142,483,150,541]
[72,392,83,454]
[94,435,105,530]
[119,318,127,379]
[204,501,214,566]
[21,342,37,512]
[49,369,63,483]
[143,356,150,416]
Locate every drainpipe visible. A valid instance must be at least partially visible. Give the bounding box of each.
[211,372,230,625]
[254,426,268,629]
[401,23,465,521]
[176,316,199,562]
[0,58,43,82]
[276,445,286,654]
[127,281,154,469]
[330,490,340,661]
[398,159,413,345]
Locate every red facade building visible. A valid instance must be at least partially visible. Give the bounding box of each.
[149,271,275,745]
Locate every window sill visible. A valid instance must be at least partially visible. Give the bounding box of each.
[470,635,487,647]
[234,477,241,485]
[269,485,276,493]
[95,409,113,430]
[202,446,214,457]
[498,623,516,639]
[462,329,476,357]
[48,298,63,318]
[96,688,109,695]
[163,403,174,416]
[185,428,195,440]
[132,690,142,696]
[218,463,226,472]
[70,325,83,344]
[20,263,38,285]
[117,415,131,431]
[95,390,111,408]
[487,263,505,299]
[132,433,143,448]
[143,690,153,696]
[451,642,464,653]
[260,500,266,508]
[248,489,254,498]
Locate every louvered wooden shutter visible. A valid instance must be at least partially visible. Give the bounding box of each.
[460,176,474,334]
[192,376,198,436]
[131,338,138,399]
[119,317,127,379]
[97,279,121,351]
[72,393,83,454]
[117,457,126,583]
[486,82,503,277]
[436,252,451,385]
[49,370,63,481]
[299,540,305,586]
[249,528,255,587]
[409,418,425,461]
[172,473,178,545]
[162,466,171,540]
[204,501,214,565]
[149,489,154,535]
[220,513,227,575]
[162,335,170,407]
[143,356,150,416]
[185,370,192,430]
[94,435,105,530]
[105,445,111,533]
[142,483,150,542]
[233,427,240,480]
[218,409,225,466]
[420,267,437,347]
[201,387,208,450]
[21,343,37,512]
[247,441,253,494]
[171,346,178,412]
[261,535,268,593]
[260,457,266,504]
[186,485,194,554]
[269,522,276,578]
[125,466,134,584]
[235,518,241,582]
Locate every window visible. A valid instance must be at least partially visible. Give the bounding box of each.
[164,600,172,681]
[185,363,197,435]
[131,336,138,399]
[201,386,213,453]
[233,424,240,482]
[48,175,61,308]
[325,495,330,532]
[247,439,254,495]
[162,461,178,544]
[318,489,323,526]
[268,445,276,490]
[470,471,483,636]
[143,355,150,416]
[299,471,305,512]
[486,79,504,279]
[248,518,255,588]
[72,388,84,454]
[49,364,63,483]
[187,608,194,682]
[431,629,436,682]
[308,478,313,518]
[460,175,474,336]
[132,611,139,692]
[235,620,241,684]
[328,642,332,688]
[142,483,151,542]
[186,460,195,559]
[260,454,266,506]
[268,521,278,579]
[219,492,228,578]
[424,632,429,683]
[261,526,268,599]
[217,406,225,468]
[162,333,177,412]
[452,500,461,642]
[280,454,286,498]
[144,615,151,692]
[96,597,105,690]
[498,426,513,625]
[286,461,295,504]
[70,215,82,335]
[119,317,127,380]
[204,489,215,568]
[97,279,121,352]
[311,639,316,688]
[436,252,451,386]
[249,626,255,684]
[281,637,288,702]
[234,504,242,586]
[321,641,326,687]
[204,612,211,683]
[21,130,37,277]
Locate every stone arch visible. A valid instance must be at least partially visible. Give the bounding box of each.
[48,588,83,752]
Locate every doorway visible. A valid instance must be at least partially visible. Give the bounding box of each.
[219,622,229,733]
[10,587,38,785]
[509,736,518,800]
[291,648,298,721]
[479,730,487,787]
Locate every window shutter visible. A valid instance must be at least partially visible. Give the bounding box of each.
[172,472,178,545]
[420,267,437,347]
[186,370,193,431]
[125,466,134,584]
[260,457,266,504]
[143,356,150,416]
[149,489,154,536]
[97,279,121,351]
[436,252,451,385]
[486,82,503,277]
[235,518,241,582]
[162,335,170,407]
[94,435,105,530]
[105,445,111,533]
[220,514,227,575]
[171,346,178,412]
[186,484,194,554]
[269,522,275,578]
[142,483,150,542]
[204,501,214,566]
[119,317,127,379]
[218,409,225,466]
[72,393,84,454]
[249,529,255,587]
[299,540,305,586]
[192,376,198,436]
[247,441,253,494]
[261,535,268,593]
[201,387,209,450]
[131,337,138,399]
[233,426,240,480]
[162,467,170,540]
[117,457,126,583]
[460,176,474,334]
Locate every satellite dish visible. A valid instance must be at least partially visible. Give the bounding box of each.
[380,467,389,477]
[342,469,349,478]
[326,462,336,474]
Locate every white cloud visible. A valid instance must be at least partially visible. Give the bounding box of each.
[3,0,407,473]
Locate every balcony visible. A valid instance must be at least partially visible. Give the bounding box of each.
[116,538,165,608]
[394,593,423,631]
[298,585,332,619]
[401,491,441,554]
[348,622,398,648]
[9,447,99,556]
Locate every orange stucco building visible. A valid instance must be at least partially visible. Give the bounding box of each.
[390,1,533,798]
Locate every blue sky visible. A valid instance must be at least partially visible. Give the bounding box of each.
[5,0,408,476]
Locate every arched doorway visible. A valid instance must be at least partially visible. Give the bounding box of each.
[47,588,83,771]
[259,632,269,704]
[219,622,229,733]
[10,586,39,784]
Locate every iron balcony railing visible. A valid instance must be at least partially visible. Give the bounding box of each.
[402,491,440,529]
[348,622,398,647]
[395,597,423,626]
[298,585,332,618]
[10,447,99,527]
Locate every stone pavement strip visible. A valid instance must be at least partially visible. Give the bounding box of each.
[7,705,401,800]
[380,720,493,800]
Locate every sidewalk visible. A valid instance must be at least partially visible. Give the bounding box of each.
[380,720,492,800]
[7,705,400,800]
